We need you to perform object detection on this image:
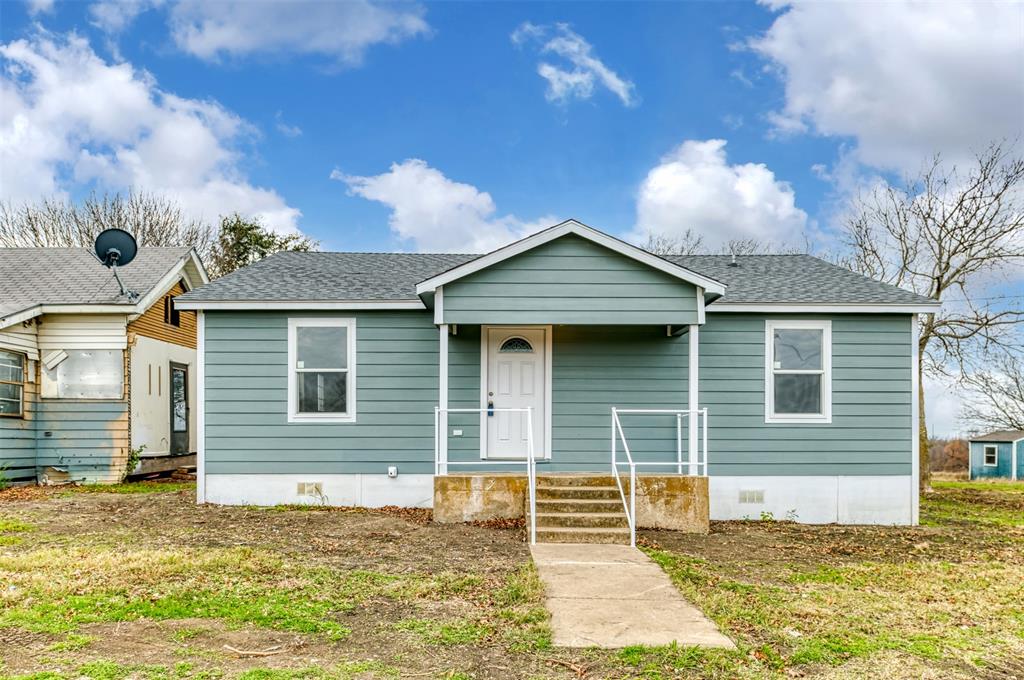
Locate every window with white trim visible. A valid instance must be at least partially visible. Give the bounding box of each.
[287,318,356,423]
[765,320,832,423]
[983,445,998,467]
[0,350,25,417]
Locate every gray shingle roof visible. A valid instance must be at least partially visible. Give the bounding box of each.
[177,249,935,307]
[669,254,935,305]
[971,430,1024,442]
[0,247,192,321]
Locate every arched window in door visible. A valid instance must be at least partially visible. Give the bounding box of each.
[499,337,534,353]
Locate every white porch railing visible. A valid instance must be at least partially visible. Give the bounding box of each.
[434,406,538,545]
[611,407,709,547]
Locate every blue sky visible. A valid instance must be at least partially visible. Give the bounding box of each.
[1,0,1022,433]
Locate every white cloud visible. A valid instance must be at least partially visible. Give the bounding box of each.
[511,22,637,107]
[332,159,556,252]
[751,1,1024,172]
[168,0,429,65]
[89,0,164,34]
[274,111,302,138]
[633,139,808,249]
[25,0,54,15]
[0,33,300,233]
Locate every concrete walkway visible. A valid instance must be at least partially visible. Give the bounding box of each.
[530,543,735,649]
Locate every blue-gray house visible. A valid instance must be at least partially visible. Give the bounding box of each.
[175,221,940,536]
[968,430,1023,481]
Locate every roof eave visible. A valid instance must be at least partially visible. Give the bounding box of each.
[174,299,426,311]
[707,302,941,314]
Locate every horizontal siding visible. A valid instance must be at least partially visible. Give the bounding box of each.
[970,441,1014,479]
[38,314,128,350]
[0,370,37,483]
[701,314,913,476]
[443,234,700,325]
[128,281,198,349]
[550,325,687,471]
[35,399,129,483]
[204,311,439,475]
[0,323,39,359]
[202,310,913,478]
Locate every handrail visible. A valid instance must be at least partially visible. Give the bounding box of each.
[434,406,537,545]
[611,406,711,547]
[611,408,637,548]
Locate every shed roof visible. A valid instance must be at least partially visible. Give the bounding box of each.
[971,430,1024,442]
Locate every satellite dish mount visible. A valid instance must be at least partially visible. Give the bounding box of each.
[93,228,139,301]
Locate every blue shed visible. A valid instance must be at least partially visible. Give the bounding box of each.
[968,430,1024,481]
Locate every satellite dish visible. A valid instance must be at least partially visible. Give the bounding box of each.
[94,228,138,268]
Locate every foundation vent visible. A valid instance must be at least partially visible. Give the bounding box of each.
[739,489,764,504]
[297,482,323,497]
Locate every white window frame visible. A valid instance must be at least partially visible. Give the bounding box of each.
[0,349,26,418]
[765,319,832,424]
[983,444,998,467]
[287,317,356,424]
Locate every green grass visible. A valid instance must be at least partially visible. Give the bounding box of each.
[933,480,1024,493]
[394,618,492,645]
[0,518,35,546]
[0,547,487,642]
[640,486,1024,678]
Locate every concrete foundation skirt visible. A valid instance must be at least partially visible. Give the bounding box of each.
[433,473,709,534]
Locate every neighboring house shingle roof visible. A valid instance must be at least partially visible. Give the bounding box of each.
[0,247,194,321]
[177,250,935,307]
[971,430,1024,442]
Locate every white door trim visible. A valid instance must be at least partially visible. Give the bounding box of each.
[479,325,553,460]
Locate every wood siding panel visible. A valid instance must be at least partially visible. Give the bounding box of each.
[970,440,1014,479]
[202,311,914,478]
[0,323,39,359]
[34,399,129,483]
[128,281,198,349]
[38,314,127,350]
[0,358,38,483]
[701,314,912,476]
[442,234,701,325]
[204,311,439,475]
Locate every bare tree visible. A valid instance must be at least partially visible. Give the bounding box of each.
[643,229,705,255]
[843,142,1024,491]
[644,230,808,257]
[962,350,1024,432]
[0,191,216,263]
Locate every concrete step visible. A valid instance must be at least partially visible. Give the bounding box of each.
[534,512,630,529]
[536,475,618,488]
[536,485,622,501]
[535,526,632,545]
[535,498,624,514]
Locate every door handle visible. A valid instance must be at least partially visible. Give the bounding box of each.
[487,400,494,417]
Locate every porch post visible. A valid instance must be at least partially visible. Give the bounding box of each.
[688,323,699,475]
[439,323,449,475]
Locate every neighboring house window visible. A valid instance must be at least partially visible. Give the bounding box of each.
[41,350,124,399]
[0,350,25,417]
[163,295,181,327]
[765,320,832,423]
[983,445,998,467]
[287,318,356,423]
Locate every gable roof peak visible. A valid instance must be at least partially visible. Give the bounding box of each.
[414,220,727,297]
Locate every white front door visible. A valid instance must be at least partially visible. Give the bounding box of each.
[485,327,546,459]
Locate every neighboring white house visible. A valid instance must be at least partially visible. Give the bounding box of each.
[0,247,209,484]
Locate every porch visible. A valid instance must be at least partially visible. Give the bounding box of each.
[431,324,711,545]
